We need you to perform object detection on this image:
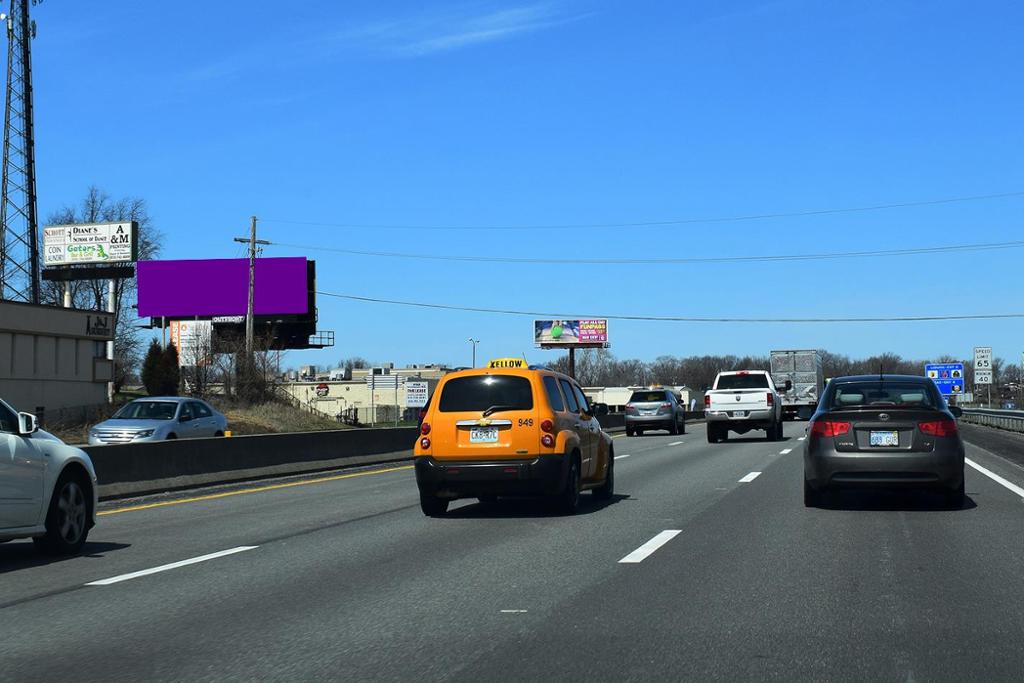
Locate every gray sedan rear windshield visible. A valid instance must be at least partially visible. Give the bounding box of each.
[438,375,534,412]
[828,382,939,409]
[629,391,669,403]
[716,374,769,390]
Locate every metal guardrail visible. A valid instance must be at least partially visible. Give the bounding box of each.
[960,408,1024,434]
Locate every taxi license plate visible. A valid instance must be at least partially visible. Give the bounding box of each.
[470,427,498,443]
[870,431,899,447]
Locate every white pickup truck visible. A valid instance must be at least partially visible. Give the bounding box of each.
[704,370,789,443]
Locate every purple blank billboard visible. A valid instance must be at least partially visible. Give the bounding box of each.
[137,258,309,318]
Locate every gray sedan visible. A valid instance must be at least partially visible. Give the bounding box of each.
[89,397,228,445]
[625,388,686,436]
[803,375,965,507]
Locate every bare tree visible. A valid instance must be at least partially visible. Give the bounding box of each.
[42,186,164,390]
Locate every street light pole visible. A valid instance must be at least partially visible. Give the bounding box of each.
[468,338,479,368]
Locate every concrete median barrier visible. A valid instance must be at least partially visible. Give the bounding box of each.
[85,427,419,500]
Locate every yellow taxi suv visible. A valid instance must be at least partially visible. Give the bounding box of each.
[413,359,615,516]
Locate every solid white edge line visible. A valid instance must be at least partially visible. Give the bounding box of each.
[780,448,793,454]
[966,458,1024,499]
[669,441,684,446]
[614,454,631,460]
[738,471,762,483]
[86,546,259,586]
[619,530,682,564]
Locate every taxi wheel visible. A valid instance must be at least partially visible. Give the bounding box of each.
[594,451,614,500]
[557,455,582,514]
[420,493,449,517]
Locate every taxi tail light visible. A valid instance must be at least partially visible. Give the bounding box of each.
[541,434,555,448]
[420,437,431,449]
[541,419,554,433]
[919,419,958,437]
[766,393,774,406]
[420,422,431,436]
[810,420,850,438]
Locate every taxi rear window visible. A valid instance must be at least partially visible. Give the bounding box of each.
[438,375,534,412]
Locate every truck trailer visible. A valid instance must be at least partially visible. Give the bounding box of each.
[770,349,824,421]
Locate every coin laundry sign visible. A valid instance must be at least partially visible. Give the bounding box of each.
[42,222,138,266]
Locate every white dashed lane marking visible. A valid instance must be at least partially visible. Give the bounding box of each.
[619,530,682,564]
[780,448,793,455]
[614,454,631,460]
[668,441,684,446]
[86,546,259,586]
[738,472,762,483]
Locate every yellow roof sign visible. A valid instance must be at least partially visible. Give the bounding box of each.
[488,358,528,369]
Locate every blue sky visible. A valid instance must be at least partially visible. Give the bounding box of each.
[31,0,1024,369]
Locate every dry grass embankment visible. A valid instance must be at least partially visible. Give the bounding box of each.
[47,396,352,445]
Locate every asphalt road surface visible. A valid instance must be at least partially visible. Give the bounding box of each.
[1,422,1022,681]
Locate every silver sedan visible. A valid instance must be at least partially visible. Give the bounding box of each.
[89,397,228,445]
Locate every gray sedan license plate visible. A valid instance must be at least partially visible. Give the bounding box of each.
[870,431,899,447]
[470,427,498,443]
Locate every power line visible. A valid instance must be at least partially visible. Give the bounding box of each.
[317,291,1024,324]
[261,190,1024,232]
[268,239,1024,266]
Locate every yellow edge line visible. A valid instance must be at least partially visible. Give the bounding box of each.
[98,465,415,516]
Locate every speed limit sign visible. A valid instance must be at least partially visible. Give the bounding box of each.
[973,347,992,371]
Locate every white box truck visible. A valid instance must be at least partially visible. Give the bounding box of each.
[770,349,824,421]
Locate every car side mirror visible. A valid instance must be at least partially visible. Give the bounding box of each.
[950,406,963,418]
[18,412,38,436]
[179,414,193,423]
[784,380,793,391]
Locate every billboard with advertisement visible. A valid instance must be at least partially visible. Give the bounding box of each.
[925,362,965,396]
[42,222,138,266]
[169,320,213,367]
[137,257,309,318]
[534,319,609,347]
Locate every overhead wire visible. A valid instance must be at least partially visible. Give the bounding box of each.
[269,239,1024,266]
[260,189,1024,232]
[316,291,1024,324]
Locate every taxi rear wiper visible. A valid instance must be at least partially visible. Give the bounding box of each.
[482,405,516,417]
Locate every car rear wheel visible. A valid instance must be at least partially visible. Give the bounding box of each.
[166,433,178,440]
[803,478,820,508]
[34,472,90,555]
[945,479,965,508]
[594,451,614,501]
[669,419,679,436]
[679,419,686,435]
[626,426,635,437]
[707,424,718,443]
[557,455,581,514]
[419,493,449,517]
[214,431,224,437]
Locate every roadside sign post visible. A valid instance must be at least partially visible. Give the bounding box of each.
[925,363,965,402]
[974,347,993,408]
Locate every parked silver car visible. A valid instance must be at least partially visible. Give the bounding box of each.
[89,397,228,445]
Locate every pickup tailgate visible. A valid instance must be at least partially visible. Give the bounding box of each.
[708,390,770,413]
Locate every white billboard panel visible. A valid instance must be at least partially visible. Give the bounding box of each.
[42,222,138,266]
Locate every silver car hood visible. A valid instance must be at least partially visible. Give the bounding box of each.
[92,418,174,431]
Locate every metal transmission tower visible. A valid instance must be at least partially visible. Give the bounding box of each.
[0,0,39,303]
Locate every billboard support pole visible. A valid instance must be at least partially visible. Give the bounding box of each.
[569,347,575,379]
[107,279,115,403]
[63,282,71,308]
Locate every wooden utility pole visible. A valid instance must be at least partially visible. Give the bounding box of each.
[233,216,269,359]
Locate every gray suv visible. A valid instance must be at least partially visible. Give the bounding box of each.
[625,389,686,436]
